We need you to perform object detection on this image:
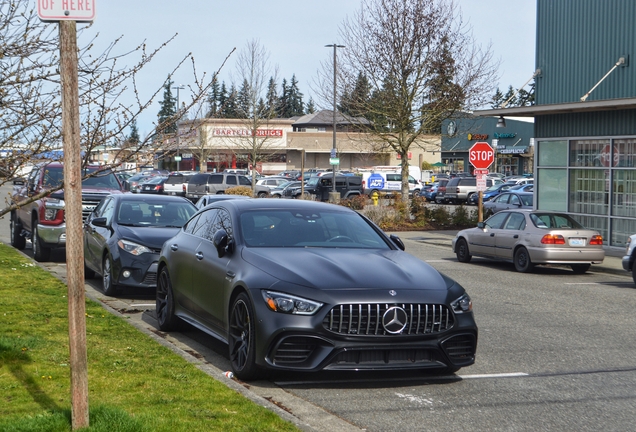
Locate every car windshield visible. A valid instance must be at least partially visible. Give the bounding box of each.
[530,213,584,229]
[240,209,390,249]
[117,201,197,227]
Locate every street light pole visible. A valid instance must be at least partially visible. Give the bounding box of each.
[325,44,345,194]
[172,85,185,172]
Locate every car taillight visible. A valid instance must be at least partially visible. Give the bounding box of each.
[154,185,162,191]
[541,234,566,244]
[182,184,186,192]
[589,235,603,245]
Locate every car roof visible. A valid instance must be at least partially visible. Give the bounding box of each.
[200,196,354,213]
[112,194,193,203]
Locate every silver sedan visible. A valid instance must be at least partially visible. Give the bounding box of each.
[452,209,605,273]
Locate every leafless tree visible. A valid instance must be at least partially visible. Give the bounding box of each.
[315,0,499,201]
[0,0,233,216]
[228,39,284,187]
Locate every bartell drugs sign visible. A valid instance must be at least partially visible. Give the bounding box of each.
[213,128,283,137]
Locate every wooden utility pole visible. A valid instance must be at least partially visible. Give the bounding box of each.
[60,20,89,430]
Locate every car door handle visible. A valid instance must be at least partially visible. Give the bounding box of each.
[195,251,204,260]
[170,244,178,251]
[514,235,519,238]
[490,233,495,237]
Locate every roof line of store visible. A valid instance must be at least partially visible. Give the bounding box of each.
[474,97,636,117]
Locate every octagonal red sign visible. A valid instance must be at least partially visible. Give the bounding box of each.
[469,142,495,169]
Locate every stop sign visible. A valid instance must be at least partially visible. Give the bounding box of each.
[469,142,495,169]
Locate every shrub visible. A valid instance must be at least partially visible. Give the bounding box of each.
[225,186,253,196]
[340,194,368,210]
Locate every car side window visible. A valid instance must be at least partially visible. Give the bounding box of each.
[510,195,520,205]
[504,212,526,230]
[226,176,237,185]
[183,214,202,234]
[485,212,509,229]
[191,209,219,240]
[209,175,223,184]
[239,176,251,186]
[496,194,509,203]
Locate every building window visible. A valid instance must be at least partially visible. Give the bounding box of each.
[612,169,636,217]
[537,168,567,211]
[537,140,567,166]
[568,169,608,215]
[568,139,609,167]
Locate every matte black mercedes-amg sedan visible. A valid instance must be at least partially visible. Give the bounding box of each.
[156,199,477,380]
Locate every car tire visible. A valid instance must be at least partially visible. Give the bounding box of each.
[257,191,268,198]
[514,247,534,273]
[229,292,261,381]
[455,238,472,263]
[10,212,26,250]
[32,221,51,262]
[156,267,180,331]
[102,254,120,296]
[570,264,591,274]
[632,263,636,286]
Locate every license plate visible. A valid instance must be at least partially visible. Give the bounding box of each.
[170,192,176,195]
[569,238,586,247]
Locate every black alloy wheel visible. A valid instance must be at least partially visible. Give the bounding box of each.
[156,267,179,331]
[10,212,26,250]
[228,292,260,381]
[101,254,119,296]
[455,238,472,263]
[514,247,534,273]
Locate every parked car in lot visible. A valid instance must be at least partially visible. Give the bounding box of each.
[194,194,251,210]
[124,173,156,193]
[445,176,502,204]
[483,191,533,214]
[434,179,450,204]
[270,181,303,198]
[452,209,605,273]
[186,172,270,201]
[163,171,197,196]
[621,233,636,284]
[155,199,478,380]
[256,176,293,190]
[467,183,514,205]
[508,183,534,193]
[303,174,363,201]
[83,194,197,295]
[138,176,169,194]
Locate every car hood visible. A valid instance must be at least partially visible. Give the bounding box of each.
[241,247,447,291]
[116,225,180,250]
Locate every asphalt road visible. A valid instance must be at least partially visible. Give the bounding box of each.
[2,182,636,431]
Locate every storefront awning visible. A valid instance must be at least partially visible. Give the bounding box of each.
[474,97,636,117]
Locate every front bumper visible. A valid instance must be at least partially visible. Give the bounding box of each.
[37,223,66,247]
[622,255,632,271]
[252,299,478,372]
[115,253,160,288]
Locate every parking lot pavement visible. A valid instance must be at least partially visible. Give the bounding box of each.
[392,230,628,277]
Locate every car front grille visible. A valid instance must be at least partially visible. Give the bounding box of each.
[328,347,444,368]
[81,197,106,222]
[323,303,454,336]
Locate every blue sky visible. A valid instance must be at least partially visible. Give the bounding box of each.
[81,0,536,138]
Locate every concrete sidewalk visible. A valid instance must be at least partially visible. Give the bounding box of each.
[393,230,628,277]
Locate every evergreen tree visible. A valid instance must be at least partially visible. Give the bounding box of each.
[157,76,177,134]
[206,79,221,117]
[340,72,370,117]
[237,79,251,119]
[222,84,238,118]
[287,74,304,117]
[305,97,316,114]
[277,78,289,117]
[502,85,516,107]
[490,87,505,108]
[217,82,229,118]
[128,118,140,145]
[265,77,278,117]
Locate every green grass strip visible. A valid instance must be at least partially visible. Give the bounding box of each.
[0,244,298,431]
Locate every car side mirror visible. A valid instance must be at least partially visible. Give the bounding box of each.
[213,229,232,258]
[477,222,486,229]
[92,217,108,228]
[389,234,405,251]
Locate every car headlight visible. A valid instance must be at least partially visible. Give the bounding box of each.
[450,293,472,313]
[117,239,152,256]
[262,290,323,315]
[627,237,632,254]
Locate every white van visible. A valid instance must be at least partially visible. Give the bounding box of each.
[361,172,421,196]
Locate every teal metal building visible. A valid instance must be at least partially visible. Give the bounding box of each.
[477,0,636,249]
